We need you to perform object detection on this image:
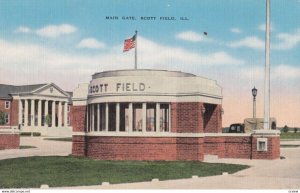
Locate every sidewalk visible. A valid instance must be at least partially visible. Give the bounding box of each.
[0,136,72,160]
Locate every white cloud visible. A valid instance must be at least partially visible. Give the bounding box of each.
[240,64,300,80]
[273,65,300,79]
[230,28,242,34]
[0,37,244,89]
[15,24,77,38]
[77,38,105,49]
[258,23,275,31]
[228,36,265,50]
[175,31,208,42]
[36,24,77,38]
[15,26,31,33]
[137,37,243,67]
[273,29,300,50]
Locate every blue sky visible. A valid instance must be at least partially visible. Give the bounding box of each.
[0,0,299,126]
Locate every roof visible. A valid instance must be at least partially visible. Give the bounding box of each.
[92,69,196,79]
[0,84,47,99]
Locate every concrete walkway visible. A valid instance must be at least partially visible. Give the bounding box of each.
[0,137,299,189]
[0,136,72,160]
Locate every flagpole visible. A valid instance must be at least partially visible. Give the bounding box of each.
[135,30,138,70]
[134,30,137,70]
[264,0,270,130]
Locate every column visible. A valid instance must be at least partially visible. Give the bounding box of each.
[86,105,89,132]
[44,100,49,126]
[116,103,120,132]
[64,102,68,127]
[37,100,42,127]
[18,100,22,125]
[156,103,160,132]
[44,100,48,126]
[105,103,109,131]
[24,100,28,126]
[97,104,100,131]
[128,103,133,132]
[52,101,56,127]
[142,103,146,133]
[91,104,95,132]
[89,105,92,132]
[31,99,35,126]
[58,101,62,127]
[168,104,171,132]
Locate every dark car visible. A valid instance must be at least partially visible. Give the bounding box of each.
[228,123,245,133]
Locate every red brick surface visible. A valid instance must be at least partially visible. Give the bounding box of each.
[203,104,222,133]
[204,135,280,160]
[73,135,280,161]
[171,102,204,133]
[223,137,252,159]
[204,137,225,156]
[176,137,204,161]
[70,105,86,132]
[0,134,20,149]
[251,136,280,159]
[72,136,204,161]
[10,100,19,126]
[0,99,11,126]
[72,135,86,156]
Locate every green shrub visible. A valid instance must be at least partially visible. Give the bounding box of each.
[294,128,298,133]
[33,132,41,136]
[20,132,31,136]
[282,125,289,133]
[20,132,41,136]
[0,111,6,125]
[45,114,51,127]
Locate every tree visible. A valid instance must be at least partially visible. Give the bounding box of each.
[45,114,51,127]
[0,111,5,125]
[282,125,289,133]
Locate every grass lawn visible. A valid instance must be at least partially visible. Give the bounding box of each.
[19,146,37,149]
[43,137,72,142]
[280,132,300,140]
[0,156,249,188]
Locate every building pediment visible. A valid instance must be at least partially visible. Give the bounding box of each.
[33,83,69,98]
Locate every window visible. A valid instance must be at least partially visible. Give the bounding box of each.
[67,116,70,126]
[257,138,268,151]
[86,102,170,133]
[120,103,129,132]
[5,101,10,109]
[160,104,170,132]
[133,103,143,132]
[5,113,9,124]
[146,103,156,132]
[67,105,70,112]
[108,103,116,131]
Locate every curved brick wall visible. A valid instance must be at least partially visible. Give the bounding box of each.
[73,136,204,161]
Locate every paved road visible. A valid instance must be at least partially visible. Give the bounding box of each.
[0,137,299,189]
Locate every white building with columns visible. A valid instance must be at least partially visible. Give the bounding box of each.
[0,83,72,136]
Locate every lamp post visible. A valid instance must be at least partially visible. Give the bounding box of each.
[252,87,257,118]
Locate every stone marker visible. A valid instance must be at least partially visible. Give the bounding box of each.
[40,184,49,189]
